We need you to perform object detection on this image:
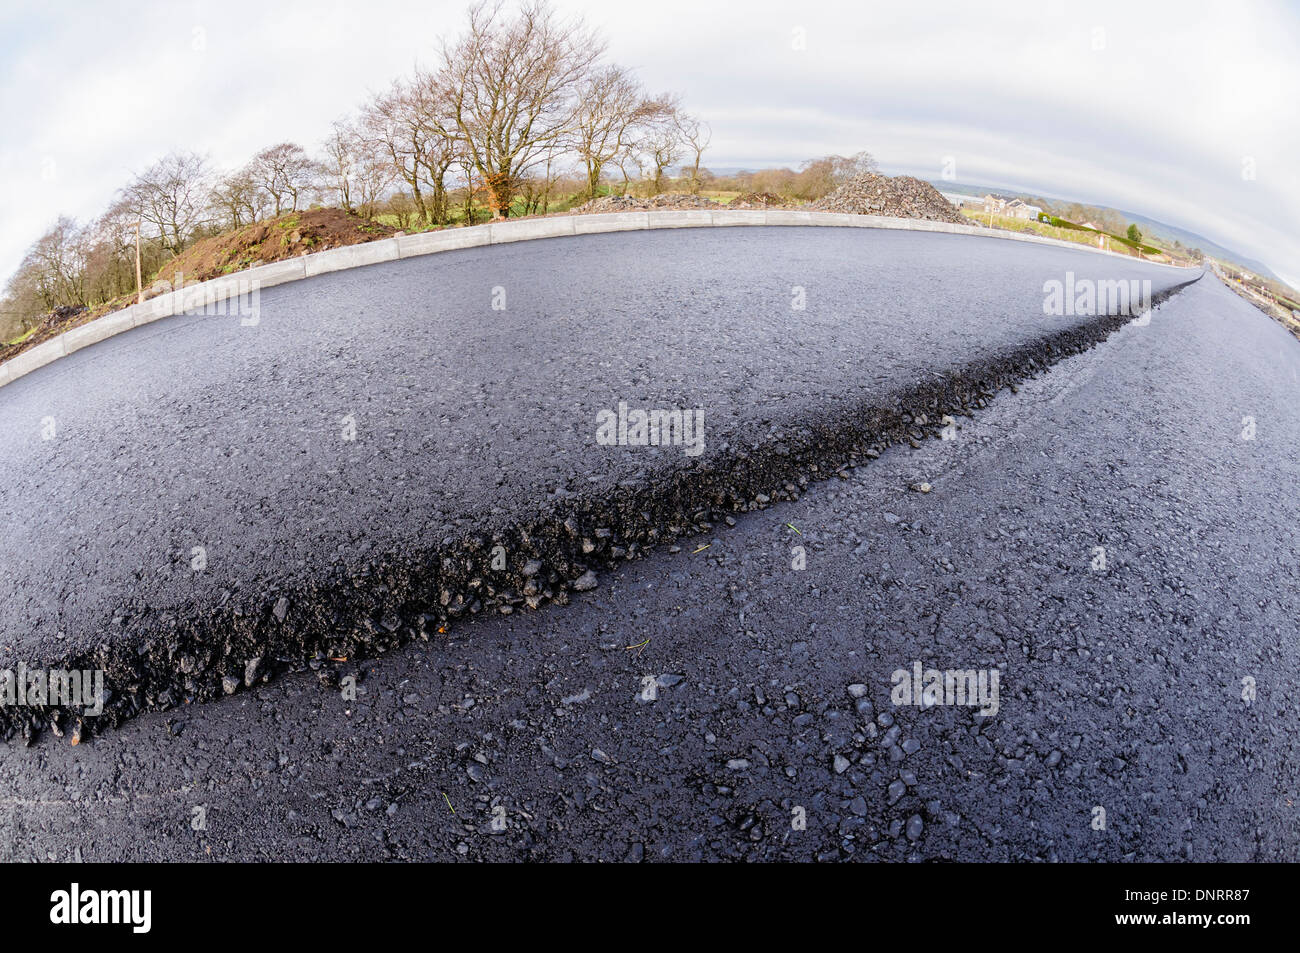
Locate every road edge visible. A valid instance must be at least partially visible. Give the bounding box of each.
[0,209,1198,391]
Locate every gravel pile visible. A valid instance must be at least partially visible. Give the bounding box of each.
[572,192,721,213]
[811,172,969,225]
[728,191,790,209]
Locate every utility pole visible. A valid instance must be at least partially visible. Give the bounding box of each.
[132,220,144,305]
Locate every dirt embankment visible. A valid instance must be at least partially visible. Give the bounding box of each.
[153,208,396,286]
[1,209,397,365]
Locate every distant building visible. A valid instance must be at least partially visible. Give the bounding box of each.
[1004,199,1043,221]
[981,194,1041,220]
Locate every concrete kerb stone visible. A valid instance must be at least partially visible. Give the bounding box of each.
[574,211,649,234]
[140,289,182,326]
[243,257,307,288]
[763,210,816,226]
[3,337,66,385]
[811,212,867,228]
[62,309,139,356]
[397,228,490,258]
[647,209,713,228]
[0,209,1201,390]
[710,209,767,227]
[489,218,577,243]
[304,238,400,278]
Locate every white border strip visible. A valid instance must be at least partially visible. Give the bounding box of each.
[0,209,1196,390]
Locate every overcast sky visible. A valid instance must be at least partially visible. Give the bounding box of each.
[1,0,1295,285]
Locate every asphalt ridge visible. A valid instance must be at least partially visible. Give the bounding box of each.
[3,271,1292,862]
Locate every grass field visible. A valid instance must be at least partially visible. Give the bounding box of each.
[960,210,1169,260]
[3,326,36,347]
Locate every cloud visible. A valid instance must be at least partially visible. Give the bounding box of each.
[1,0,1295,287]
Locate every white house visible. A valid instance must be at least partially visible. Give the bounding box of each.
[982,194,1042,220]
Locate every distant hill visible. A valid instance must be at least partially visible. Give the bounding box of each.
[926,179,1279,281]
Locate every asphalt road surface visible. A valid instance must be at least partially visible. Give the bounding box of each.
[4,228,1293,861]
[0,228,1192,738]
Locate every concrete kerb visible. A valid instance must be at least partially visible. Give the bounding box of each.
[710,209,767,226]
[0,209,1199,390]
[242,257,308,288]
[2,337,66,382]
[647,209,713,228]
[574,211,650,234]
[488,218,577,243]
[304,237,400,278]
[61,308,139,356]
[397,228,490,257]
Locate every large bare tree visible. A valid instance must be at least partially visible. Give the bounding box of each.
[440,0,604,218]
[209,168,265,230]
[122,151,212,253]
[676,113,711,195]
[572,65,656,200]
[320,120,359,213]
[248,142,318,216]
[351,142,396,221]
[25,217,87,310]
[361,79,452,225]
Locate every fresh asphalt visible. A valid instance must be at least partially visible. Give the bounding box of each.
[0,229,1188,706]
[3,228,1292,860]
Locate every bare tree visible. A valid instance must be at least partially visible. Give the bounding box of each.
[831,150,879,185]
[750,166,797,197]
[411,69,463,224]
[643,124,681,195]
[0,267,48,337]
[385,190,415,230]
[122,151,212,253]
[248,143,318,216]
[209,168,265,230]
[517,146,568,214]
[454,151,482,225]
[611,144,647,196]
[676,113,711,195]
[83,198,167,303]
[793,151,880,200]
[572,65,655,200]
[353,142,397,220]
[361,80,445,225]
[440,0,604,219]
[320,120,359,213]
[25,217,88,309]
